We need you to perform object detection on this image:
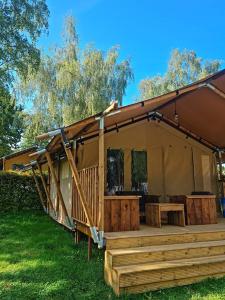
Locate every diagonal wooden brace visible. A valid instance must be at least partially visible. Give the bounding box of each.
[60,129,102,245]
[36,161,55,216]
[31,167,47,212]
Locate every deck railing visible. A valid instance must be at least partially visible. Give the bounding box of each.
[72,165,99,227]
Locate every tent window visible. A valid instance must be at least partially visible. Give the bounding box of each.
[201,155,212,192]
[131,150,148,193]
[12,164,24,171]
[107,149,124,193]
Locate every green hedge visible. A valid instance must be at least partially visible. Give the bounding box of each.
[0,171,47,213]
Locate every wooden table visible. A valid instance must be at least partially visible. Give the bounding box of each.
[104,196,140,232]
[169,195,217,225]
[145,203,185,228]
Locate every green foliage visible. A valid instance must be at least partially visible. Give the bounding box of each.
[1,211,225,299]
[0,171,45,212]
[131,150,147,190]
[18,16,133,147]
[0,0,49,155]
[139,49,221,100]
[0,0,49,89]
[0,89,24,156]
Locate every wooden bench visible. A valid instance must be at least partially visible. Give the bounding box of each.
[145,203,185,228]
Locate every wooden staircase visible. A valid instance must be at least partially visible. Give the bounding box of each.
[104,229,225,295]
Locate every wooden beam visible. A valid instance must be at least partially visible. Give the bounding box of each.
[45,151,72,225]
[103,100,118,115]
[218,151,224,199]
[98,117,105,232]
[56,159,60,213]
[36,161,55,212]
[60,142,95,228]
[31,168,46,211]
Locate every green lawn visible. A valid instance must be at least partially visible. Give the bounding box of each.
[1,212,225,299]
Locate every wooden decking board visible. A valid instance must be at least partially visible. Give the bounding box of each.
[122,272,225,295]
[105,218,225,240]
[105,240,225,267]
[118,255,225,287]
[107,239,225,255]
[106,231,225,250]
[114,254,225,274]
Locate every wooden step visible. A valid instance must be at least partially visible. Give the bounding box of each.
[105,229,225,250]
[109,255,225,295]
[105,240,225,268]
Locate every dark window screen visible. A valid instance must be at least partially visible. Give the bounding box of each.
[131,150,148,192]
[107,149,124,193]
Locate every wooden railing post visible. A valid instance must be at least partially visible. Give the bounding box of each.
[45,151,73,228]
[218,151,224,198]
[98,117,105,237]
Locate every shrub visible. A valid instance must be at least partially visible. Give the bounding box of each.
[0,171,46,212]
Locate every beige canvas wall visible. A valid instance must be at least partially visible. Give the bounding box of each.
[77,119,218,200]
[59,159,72,218]
[50,162,58,216]
[49,159,73,225]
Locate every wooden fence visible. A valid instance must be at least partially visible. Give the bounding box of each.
[72,165,99,227]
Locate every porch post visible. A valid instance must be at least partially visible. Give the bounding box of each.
[98,116,105,237]
[218,151,224,198]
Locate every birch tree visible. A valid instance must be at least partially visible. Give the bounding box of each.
[139,49,221,100]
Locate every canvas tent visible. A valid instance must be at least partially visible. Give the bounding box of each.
[0,146,38,171]
[21,69,224,246]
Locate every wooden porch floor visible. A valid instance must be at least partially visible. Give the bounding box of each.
[104,218,225,239]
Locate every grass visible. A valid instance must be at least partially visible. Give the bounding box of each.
[1,212,225,299]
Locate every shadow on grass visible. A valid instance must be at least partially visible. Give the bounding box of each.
[1,211,225,300]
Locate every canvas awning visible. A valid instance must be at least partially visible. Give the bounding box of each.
[37,69,225,161]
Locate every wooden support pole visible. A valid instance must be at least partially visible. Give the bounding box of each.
[61,143,95,228]
[88,237,92,261]
[98,117,105,232]
[56,159,60,213]
[45,151,71,224]
[218,151,224,198]
[36,162,55,212]
[75,230,81,244]
[31,168,46,211]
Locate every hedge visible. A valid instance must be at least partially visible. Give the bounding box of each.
[0,171,47,213]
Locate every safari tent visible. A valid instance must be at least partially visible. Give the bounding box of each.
[0,146,38,171]
[23,69,225,294]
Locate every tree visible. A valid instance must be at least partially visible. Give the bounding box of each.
[139,49,221,100]
[0,89,24,156]
[18,16,133,146]
[0,0,49,89]
[0,0,49,155]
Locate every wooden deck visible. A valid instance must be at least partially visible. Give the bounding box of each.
[104,219,225,295]
[105,218,225,237]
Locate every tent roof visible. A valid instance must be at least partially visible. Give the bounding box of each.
[0,146,38,161]
[39,68,225,159]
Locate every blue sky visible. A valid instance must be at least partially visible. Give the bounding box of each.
[39,0,225,105]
